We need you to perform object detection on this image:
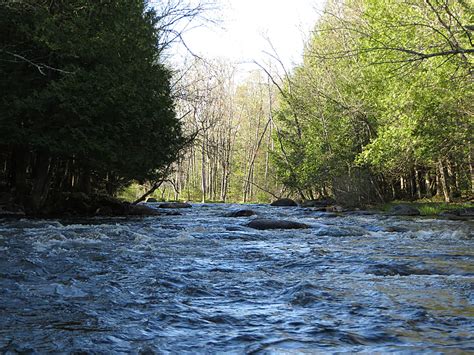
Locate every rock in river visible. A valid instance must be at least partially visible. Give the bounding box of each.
[159,202,192,209]
[227,209,256,217]
[389,204,420,216]
[439,207,474,220]
[300,199,335,208]
[270,198,298,207]
[128,204,162,216]
[247,218,309,230]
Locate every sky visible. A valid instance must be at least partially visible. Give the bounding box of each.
[169,0,326,72]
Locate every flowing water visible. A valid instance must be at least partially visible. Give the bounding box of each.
[0,203,473,353]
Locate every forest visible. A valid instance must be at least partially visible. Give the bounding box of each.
[1,0,473,216]
[147,0,473,206]
[0,0,186,214]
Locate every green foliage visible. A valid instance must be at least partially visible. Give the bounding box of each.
[116,183,147,202]
[272,0,473,204]
[377,201,472,216]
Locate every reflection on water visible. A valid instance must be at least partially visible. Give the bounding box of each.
[0,203,473,353]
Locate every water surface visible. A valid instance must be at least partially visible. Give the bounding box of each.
[0,203,473,353]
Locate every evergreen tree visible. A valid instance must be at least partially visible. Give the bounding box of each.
[0,0,184,212]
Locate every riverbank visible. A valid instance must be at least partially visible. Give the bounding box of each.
[371,200,473,218]
[1,192,472,220]
[0,193,164,219]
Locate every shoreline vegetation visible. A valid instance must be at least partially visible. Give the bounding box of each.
[0,1,185,216]
[1,189,472,220]
[1,1,472,217]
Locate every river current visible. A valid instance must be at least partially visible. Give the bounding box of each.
[0,203,473,353]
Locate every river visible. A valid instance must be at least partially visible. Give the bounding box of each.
[0,203,473,353]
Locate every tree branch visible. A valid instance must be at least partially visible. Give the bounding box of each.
[0,49,74,75]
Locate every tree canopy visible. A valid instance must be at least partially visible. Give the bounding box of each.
[0,0,184,213]
[271,0,473,204]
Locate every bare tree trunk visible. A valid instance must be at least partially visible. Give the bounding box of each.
[245,179,280,199]
[30,152,53,212]
[11,146,28,204]
[207,154,212,201]
[469,146,474,195]
[415,168,422,200]
[264,133,270,182]
[133,180,164,205]
[59,160,70,192]
[243,118,271,202]
[78,167,91,195]
[133,164,173,205]
[424,172,432,198]
[446,159,458,198]
[408,172,414,199]
[174,170,180,201]
[438,160,451,202]
[201,140,206,203]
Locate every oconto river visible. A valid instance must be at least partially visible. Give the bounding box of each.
[0,203,473,353]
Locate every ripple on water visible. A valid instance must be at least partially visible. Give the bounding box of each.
[0,205,473,353]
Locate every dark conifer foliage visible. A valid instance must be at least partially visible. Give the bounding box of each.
[0,0,184,213]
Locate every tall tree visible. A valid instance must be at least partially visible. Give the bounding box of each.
[271,0,473,204]
[0,0,185,212]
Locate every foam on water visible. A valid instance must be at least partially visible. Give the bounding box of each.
[0,204,473,353]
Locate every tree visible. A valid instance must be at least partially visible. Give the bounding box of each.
[271,0,473,204]
[0,0,185,213]
[157,58,281,203]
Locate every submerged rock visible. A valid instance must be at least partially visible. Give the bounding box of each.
[344,210,381,216]
[94,206,114,216]
[159,202,192,209]
[440,207,474,220]
[326,205,346,213]
[461,207,474,216]
[227,209,256,217]
[247,218,309,230]
[128,204,162,216]
[270,198,298,207]
[312,211,339,218]
[389,204,420,216]
[385,226,410,233]
[313,225,366,237]
[365,263,437,277]
[300,199,335,208]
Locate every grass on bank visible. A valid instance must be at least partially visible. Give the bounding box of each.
[118,182,472,216]
[376,199,472,216]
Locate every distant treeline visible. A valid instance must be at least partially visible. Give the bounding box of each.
[151,0,472,206]
[0,1,184,213]
[271,0,473,205]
